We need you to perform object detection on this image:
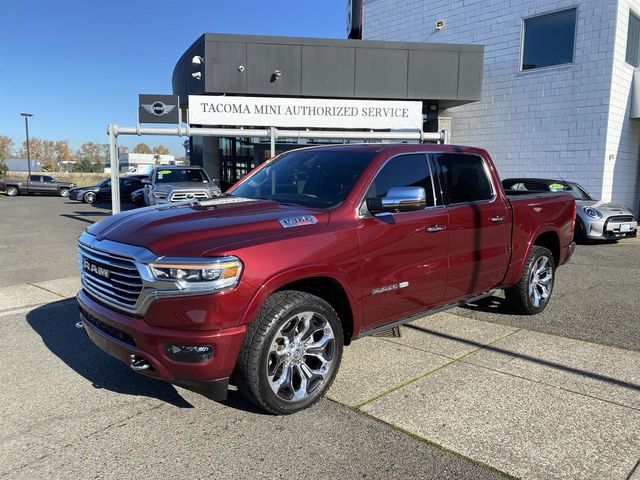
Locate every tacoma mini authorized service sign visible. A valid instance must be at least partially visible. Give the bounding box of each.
[188,95,423,130]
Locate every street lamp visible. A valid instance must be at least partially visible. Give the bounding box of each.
[20,113,34,193]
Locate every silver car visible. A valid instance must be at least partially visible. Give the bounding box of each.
[502,178,637,241]
[143,166,221,206]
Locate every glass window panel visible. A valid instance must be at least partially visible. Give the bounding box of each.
[626,11,640,67]
[522,8,577,71]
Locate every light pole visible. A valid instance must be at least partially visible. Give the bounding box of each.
[21,113,34,193]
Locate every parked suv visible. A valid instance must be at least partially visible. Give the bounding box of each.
[143,165,221,206]
[77,144,576,414]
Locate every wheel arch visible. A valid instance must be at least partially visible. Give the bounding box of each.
[239,269,360,345]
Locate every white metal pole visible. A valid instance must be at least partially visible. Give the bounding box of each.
[270,127,276,158]
[107,124,120,214]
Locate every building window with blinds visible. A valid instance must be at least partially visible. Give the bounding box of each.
[626,12,640,67]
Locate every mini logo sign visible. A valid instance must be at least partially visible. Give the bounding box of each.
[139,94,180,124]
[142,101,176,117]
[83,259,110,279]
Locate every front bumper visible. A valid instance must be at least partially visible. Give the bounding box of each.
[77,290,246,400]
[585,217,638,240]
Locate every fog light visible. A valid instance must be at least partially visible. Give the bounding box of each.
[164,344,214,363]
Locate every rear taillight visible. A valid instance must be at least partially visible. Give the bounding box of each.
[571,201,576,233]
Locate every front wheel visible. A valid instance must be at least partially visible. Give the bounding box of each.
[59,188,69,197]
[235,291,343,415]
[83,191,96,204]
[504,245,555,315]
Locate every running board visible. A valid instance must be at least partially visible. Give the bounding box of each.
[353,290,495,340]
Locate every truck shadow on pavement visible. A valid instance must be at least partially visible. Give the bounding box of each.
[26,299,270,414]
[404,323,640,392]
[26,300,194,408]
[460,295,521,316]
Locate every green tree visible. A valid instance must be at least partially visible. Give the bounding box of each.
[133,143,152,154]
[0,158,8,179]
[75,142,108,173]
[0,135,14,159]
[152,145,170,155]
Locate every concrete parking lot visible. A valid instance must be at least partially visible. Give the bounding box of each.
[1,195,639,479]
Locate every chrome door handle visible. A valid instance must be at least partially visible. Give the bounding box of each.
[426,225,446,233]
[490,216,505,223]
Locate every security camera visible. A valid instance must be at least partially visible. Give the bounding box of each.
[238,65,245,72]
[435,20,445,30]
[191,55,204,67]
[192,72,202,80]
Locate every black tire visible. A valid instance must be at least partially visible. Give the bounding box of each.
[574,217,588,244]
[235,290,344,415]
[6,186,18,197]
[59,188,69,197]
[504,245,555,315]
[83,191,96,204]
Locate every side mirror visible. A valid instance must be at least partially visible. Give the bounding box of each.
[366,186,427,214]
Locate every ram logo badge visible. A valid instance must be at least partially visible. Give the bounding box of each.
[279,215,319,228]
[83,259,110,279]
[372,281,409,295]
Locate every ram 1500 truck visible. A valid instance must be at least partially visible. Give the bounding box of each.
[76,144,576,414]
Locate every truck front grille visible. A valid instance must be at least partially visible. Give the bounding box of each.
[79,243,143,310]
[170,190,210,201]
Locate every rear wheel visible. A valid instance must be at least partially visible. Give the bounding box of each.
[504,245,555,315]
[574,217,588,244]
[235,291,343,415]
[83,191,96,204]
[6,186,18,196]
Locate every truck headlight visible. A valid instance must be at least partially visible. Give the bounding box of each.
[583,206,602,219]
[153,191,168,199]
[149,257,242,290]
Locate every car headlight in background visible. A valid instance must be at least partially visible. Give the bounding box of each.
[583,206,602,219]
[152,191,168,199]
[148,257,242,291]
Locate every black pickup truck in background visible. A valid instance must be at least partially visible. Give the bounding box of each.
[0,175,76,197]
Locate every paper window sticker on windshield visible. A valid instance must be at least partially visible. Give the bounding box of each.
[158,170,171,175]
[548,183,565,192]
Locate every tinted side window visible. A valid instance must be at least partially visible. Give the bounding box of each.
[42,176,54,182]
[365,154,435,207]
[434,154,493,204]
[30,175,41,182]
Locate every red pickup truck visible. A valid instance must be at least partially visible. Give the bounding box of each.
[77,144,576,414]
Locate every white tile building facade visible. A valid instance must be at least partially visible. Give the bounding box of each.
[363,0,640,212]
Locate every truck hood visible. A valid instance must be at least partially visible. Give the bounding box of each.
[576,200,635,215]
[86,198,329,257]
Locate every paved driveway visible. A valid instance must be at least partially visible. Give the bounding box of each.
[1,195,639,479]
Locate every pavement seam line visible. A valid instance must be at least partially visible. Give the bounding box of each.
[352,328,523,409]
[329,399,518,480]
[459,358,640,413]
[624,457,640,480]
[26,282,69,299]
[0,403,165,478]
[0,298,77,317]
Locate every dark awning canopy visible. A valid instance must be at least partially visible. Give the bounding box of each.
[173,33,484,110]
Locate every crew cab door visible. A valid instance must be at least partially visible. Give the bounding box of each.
[357,153,449,329]
[28,175,44,192]
[431,153,511,300]
[40,175,58,193]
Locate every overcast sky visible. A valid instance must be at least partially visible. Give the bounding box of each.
[0,0,347,155]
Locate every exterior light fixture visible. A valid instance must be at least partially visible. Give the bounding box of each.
[192,72,202,80]
[435,20,445,30]
[191,55,204,67]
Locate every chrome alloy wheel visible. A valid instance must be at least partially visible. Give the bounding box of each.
[528,256,553,307]
[267,311,336,402]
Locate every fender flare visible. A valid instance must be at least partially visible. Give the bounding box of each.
[237,265,362,334]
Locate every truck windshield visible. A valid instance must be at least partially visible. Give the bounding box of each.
[229,150,375,208]
[155,168,209,183]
